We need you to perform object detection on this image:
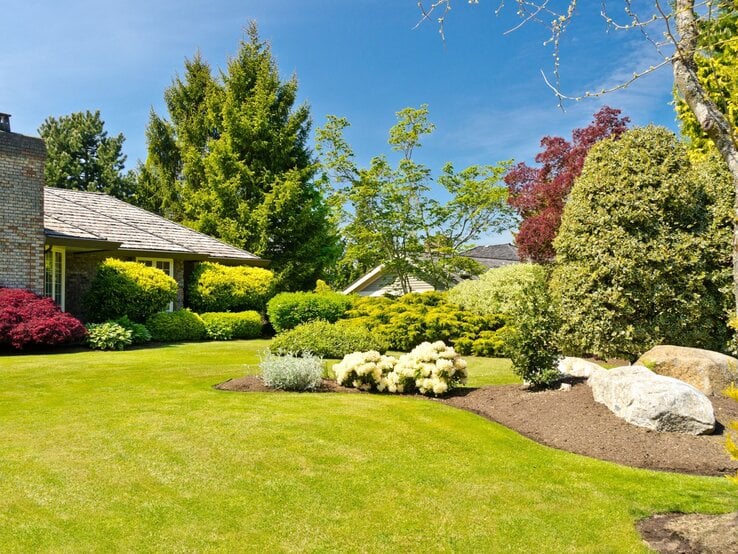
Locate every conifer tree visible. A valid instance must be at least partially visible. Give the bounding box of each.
[140,23,339,290]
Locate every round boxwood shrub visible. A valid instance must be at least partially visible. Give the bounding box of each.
[270,319,387,359]
[200,311,263,340]
[146,309,206,342]
[188,262,276,313]
[85,258,177,322]
[267,292,352,333]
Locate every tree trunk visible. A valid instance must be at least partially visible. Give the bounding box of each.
[673,0,738,316]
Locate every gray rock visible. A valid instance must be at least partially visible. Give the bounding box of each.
[558,357,605,379]
[559,383,572,392]
[636,345,738,396]
[589,365,715,435]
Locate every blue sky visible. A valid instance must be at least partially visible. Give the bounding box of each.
[3,1,678,242]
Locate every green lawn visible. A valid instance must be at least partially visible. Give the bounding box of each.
[1,341,736,552]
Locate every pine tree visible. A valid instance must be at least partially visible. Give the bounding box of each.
[140,23,339,290]
[40,110,135,199]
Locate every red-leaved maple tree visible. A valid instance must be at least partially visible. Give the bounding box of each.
[505,106,630,262]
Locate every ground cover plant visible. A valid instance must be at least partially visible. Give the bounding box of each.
[0,341,736,552]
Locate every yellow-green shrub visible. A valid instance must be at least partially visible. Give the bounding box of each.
[85,258,178,322]
[188,262,275,313]
[146,309,206,342]
[342,292,507,354]
[200,311,263,340]
[267,291,352,333]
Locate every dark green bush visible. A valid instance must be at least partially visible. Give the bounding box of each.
[270,320,388,358]
[146,309,206,342]
[267,291,352,333]
[506,269,561,387]
[342,292,508,354]
[200,311,263,340]
[113,315,152,344]
[85,258,178,322]
[188,262,276,313]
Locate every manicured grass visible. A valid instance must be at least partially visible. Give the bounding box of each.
[1,341,736,552]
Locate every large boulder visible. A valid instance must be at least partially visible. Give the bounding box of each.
[588,365,715,435]
[636,345,738,396]
[557,357,605,379]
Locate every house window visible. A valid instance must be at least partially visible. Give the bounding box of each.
[136,257,175,311]
[45,246,65,310]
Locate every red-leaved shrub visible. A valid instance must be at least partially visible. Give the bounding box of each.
[0,288,87,350]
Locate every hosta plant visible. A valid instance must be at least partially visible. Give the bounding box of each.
[87,322,133,351]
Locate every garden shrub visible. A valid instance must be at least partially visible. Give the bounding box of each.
[84,258,177,322]
[341,292,507,354]
[333,341,467,396]
[188,262,275,313]
[146,309,207,342]
[0,288,87,350]
[200,311,263,340]
[86,322,133,351]
[260,351,324,391]
[506,268,561,388]
[447,263,549,317]
[113,315,151,345]
[270,319,387,358]
[267,291,352,332]
[551,127,733,360]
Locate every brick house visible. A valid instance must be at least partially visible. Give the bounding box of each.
[0,115,266,319]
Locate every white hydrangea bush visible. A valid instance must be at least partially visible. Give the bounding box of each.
[333,341,467,396]
[392,341,467,395]
[333,350,398,391]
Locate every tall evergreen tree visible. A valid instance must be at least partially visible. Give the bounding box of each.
[140,23,339,290]
[39,110,135,199]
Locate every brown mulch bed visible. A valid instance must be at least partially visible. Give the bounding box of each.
[217,376,738,477]
[637,512,738,554]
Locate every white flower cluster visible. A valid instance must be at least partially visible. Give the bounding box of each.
[334,341,467,396]
[333,350,398,391]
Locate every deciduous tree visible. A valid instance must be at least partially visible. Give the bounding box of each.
[417,0,738,314]
[505,106,629,263]
[316,105,512,292]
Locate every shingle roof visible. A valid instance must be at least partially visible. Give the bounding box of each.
[43,187,264,263]
[462,243,519,269]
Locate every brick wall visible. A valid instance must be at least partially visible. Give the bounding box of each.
[0,131,46,294]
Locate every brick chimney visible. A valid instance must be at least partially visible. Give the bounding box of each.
[0,116,46,294]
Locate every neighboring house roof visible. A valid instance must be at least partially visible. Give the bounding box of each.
[343,244,520,295]
[43,187,266,264]
[462,243,519,269]
[342,264,437,297]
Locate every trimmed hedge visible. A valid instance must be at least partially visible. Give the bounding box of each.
[270,320,388,358]
[200,311,263,340]
[85,258,177,322]
[0,288,87,350]
[188,262,275,313]
[267,291,352,333]
[146,309,206,342]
